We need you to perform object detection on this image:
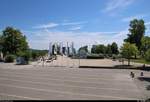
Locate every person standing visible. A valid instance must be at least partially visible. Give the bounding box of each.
[140,72,144,77]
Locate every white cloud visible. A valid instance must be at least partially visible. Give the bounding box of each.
[33,23,59,29]
[145,22,150,35]
[25,29,128,50]
[112,31,128,38]
[111,28,129,47]
[103,0,135,13]
[69,26,82,31]
[122,14,147,22]
[32,21,87,31]
[145,22,150,26]
[61,21,87,26]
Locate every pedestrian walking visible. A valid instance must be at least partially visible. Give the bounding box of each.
[130,72,135,78]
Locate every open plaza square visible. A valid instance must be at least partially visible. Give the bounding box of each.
[0,0,150,101]
[0,57,150,100]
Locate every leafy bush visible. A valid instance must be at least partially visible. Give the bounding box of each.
[112,54,118,59]
[98,54,105,59]
[145,49,150,61]
[30,49,48,60]
[31,51,39,60]
[17,51,31,63]
[5,54,15,63]
[87,54,104,59]
[0,57,3,62]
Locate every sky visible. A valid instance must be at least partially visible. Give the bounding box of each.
[0,0,150,50]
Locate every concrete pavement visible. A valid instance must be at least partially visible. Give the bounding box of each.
[0,62,146,100]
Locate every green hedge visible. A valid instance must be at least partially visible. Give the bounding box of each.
[17,51,31,62]
[5,54,15,63]
[145,49,150,61]
[87,54,104,59]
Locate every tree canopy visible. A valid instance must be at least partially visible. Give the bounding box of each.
[141,36,150,56]
[106,44,112,56]
[111,42,119,54]
[145,49,150,61]
[124,19,146,50]
[0,35,3,52]
[1,27,29,56]
[91,43,119,56]
[120,42,139,65]
[78,46,88,53]
[91,44,106,54]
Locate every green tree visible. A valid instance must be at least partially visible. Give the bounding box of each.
[106,44,112,57]
[120,42,139,66]
[30,49,48,60]
[91,44,106,54]
[141,36,150,57]
[31,50,40,60]
[1,27,29,56]
[98,45,106,54]
[0,35,3,52]
[111,42,119,55]
[39,50,48,56]
[91,45,97,54]
[145,49,150,61]
[16,50,31,63]
[78,46,88,53]
[124,19,146,50]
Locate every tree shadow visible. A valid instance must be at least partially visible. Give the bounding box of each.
[114,65,135,68]
[140,66,150,71]
[138,77,150,91]
[145,98,150,102]
[79,64,150,71]
[146,85,150,91]
[138,77,150,82]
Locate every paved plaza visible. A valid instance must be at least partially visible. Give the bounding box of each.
[0,56,149,100]
[33,55,146,68]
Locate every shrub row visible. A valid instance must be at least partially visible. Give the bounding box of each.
[87,54,104,59]
[145,49,150,61]
[5,54,15,63]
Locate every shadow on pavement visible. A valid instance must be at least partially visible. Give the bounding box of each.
[138,77,150,91]
[145,98,150,102]
[79,65,150,71]
[138,77,150,82]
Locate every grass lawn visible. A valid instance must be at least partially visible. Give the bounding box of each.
[131,58,150,65]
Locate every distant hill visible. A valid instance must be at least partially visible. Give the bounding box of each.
[29,48,48,52]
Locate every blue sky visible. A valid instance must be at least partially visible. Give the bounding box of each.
[0,0,150,50]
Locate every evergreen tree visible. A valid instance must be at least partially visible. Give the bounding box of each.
[111,42,119,55]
